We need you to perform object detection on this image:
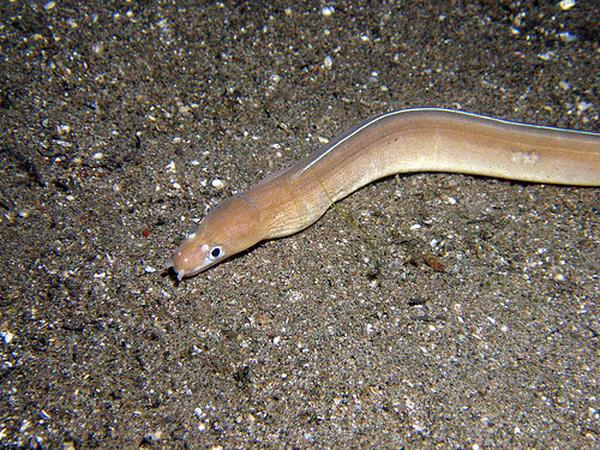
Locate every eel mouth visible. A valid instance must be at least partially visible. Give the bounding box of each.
[169,256,215,281]
[169,261,202,281]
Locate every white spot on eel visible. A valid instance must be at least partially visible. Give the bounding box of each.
[511,150,540,165]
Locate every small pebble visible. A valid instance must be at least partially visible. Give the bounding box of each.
[57,124,71,135]
[553,273,566,282]
[19,420,30,433]
[54,139,72,148]
[422,253,446,272]
[576,101,592,113]
[92,42,104,54]
[1,330,14,344]
[211,178,225,190]
[558,80,571,90]
[321,6,333,17]
[194,407,205,419]
[559,0,575,11]
[537,51,554,61]
[142,431,162,444]
[558,31,576,42]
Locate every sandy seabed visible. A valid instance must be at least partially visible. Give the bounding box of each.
[1,1,598,448]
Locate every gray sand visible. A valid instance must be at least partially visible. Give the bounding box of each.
[1,1,598,448]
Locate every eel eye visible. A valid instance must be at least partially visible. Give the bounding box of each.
[209,246,223,260]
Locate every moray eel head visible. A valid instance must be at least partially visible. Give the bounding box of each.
[171,195,262,280]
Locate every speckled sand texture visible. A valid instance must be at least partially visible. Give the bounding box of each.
[0,1,598,448]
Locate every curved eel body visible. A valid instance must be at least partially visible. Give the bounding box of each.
[172,108,600,279]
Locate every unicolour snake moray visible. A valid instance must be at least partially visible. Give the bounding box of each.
[171,108,600,280]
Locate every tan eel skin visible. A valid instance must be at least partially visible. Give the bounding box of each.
[171,108,600,280]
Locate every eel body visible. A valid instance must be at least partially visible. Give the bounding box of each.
[171,108,600,279]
